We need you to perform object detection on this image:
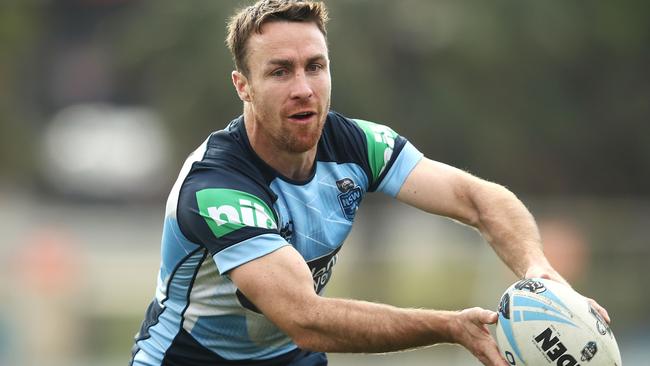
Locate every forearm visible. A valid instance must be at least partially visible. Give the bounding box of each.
[397,159,551,279]
[292,296,456,353]
[230,223,507,364]
[468,180,550,278]
[232,245,461,353]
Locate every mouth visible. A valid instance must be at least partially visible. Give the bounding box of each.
[288,111,317,122]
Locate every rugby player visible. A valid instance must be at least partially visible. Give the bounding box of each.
[130,1,609,365]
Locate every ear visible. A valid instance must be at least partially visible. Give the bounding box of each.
[232,70,251,102]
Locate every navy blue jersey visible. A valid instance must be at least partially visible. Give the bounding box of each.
[130,111,423,365]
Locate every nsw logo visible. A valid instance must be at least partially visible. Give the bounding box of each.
[336,178,361,221]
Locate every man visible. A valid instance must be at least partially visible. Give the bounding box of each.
[130,1,609,365]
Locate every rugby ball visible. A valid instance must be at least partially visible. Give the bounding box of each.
[495,278,622,366]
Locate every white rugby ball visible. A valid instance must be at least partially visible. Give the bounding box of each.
[495,278,622,366]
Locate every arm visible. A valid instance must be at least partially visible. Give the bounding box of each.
[396,158,610,322]
[396,157,563,282]
[230,245,508,365]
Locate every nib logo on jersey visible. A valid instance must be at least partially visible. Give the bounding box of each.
[196,188,277,238]
[336,178,361,221]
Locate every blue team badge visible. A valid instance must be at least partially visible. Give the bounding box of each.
[336,178,361,221]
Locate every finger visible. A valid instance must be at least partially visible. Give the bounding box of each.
[588,298,611,324]
[479,309,498,325]
[476,323,491,336]
[523,265,549,280]
[524,267,571,287]
[480,342,509,366]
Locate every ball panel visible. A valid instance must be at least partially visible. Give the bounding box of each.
[496,311,526,365]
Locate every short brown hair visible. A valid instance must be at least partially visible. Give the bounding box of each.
[226,0,329,75]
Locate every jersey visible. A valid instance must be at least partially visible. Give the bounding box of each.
[130,111,423,366]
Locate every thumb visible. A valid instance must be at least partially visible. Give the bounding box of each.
[479,309,498,325]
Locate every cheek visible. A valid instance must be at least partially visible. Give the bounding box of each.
[261,82,287,100]
[251,85,282,111]
[317,75,332,97]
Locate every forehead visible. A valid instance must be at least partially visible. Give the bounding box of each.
[246,21,328,66]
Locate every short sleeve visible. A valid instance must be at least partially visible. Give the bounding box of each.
[177,166,289,274]
[351,119,423,196]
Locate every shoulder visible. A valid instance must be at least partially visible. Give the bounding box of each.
[187,118,275,197]
[320,111,414,190]
[324,110,362,131]
[317,111,368,164]
[174,120,279,245]
[321,111,401,157]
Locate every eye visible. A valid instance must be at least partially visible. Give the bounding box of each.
[307,63,323,73]
[270,68,288,77]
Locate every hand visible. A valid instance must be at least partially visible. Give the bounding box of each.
[450,307,509,366]
[584,296,611,324]
[524,264,570,287]
[524,266,611,324]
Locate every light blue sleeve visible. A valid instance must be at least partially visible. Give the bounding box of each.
[213,233,289,273]
[376,141,423,197]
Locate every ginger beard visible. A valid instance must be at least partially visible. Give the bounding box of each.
[248,96,329,154]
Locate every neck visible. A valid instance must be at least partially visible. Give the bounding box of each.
[243,105,317,181]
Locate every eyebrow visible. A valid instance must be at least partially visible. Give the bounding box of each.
[266,54,329,68]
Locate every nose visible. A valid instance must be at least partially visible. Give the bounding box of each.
[289,72,313,100]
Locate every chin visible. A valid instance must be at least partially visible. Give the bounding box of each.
[286,139,318,153]
[285,133,321,153]
[282,124,323,153]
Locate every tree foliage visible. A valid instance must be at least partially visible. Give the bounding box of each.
[1,0,649,195]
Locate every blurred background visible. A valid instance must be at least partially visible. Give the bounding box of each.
[1,0,649,365]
